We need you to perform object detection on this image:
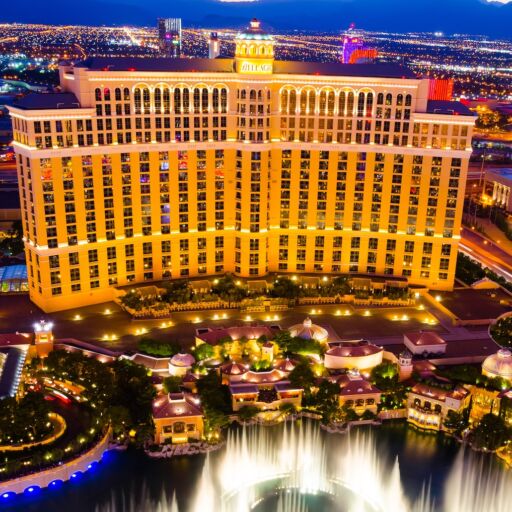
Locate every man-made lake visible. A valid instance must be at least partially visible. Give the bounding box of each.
[2,421,509,512]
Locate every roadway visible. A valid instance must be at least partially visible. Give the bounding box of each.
[460,226,512,281]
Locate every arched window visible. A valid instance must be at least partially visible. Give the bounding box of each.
[193,88,201,113]
[250,90,257,101]
[123,88,130,101]
[142,87,150,114]
[220,88,227,113]
[289,90,297,115]
[377,93,384,105]
[154,88,162,113]
[346,91,355,116]
[174,88,181,114]
[299,90,307,115]
[308,90,315,114]
[163,88,170,114]
[104,88,110,101]
[95,88,101,102]
[213,88,220,113]
[319,90,327,116]
[357,92,365,117]
[182,88,190,114]
[202,88,209,114]
[397,94,404,106]
[327,90,335,116]
[134,88,141,114]
[405,94,412,107]
[366,92,374,117]
[281,89,289,114]
[385,93,393,106]
[114,88,121,101]
[339,91,346,115]
[241,90,247,100]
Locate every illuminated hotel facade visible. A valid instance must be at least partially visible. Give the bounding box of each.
[9,19,475,312]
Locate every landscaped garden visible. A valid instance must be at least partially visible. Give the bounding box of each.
[490,316,512,348]
[119,274,412,318]
[0,351,156,481]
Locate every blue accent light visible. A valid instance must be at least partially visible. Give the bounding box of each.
[2,492,14,499]
[25,486,40,494]
[49,480,62,488]
[70,471,82,480]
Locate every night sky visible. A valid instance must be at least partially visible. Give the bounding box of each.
[2,0,512,37]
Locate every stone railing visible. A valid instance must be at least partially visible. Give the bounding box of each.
[0,428,111,495]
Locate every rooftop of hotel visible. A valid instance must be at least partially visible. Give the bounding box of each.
[152,392,203,419]
[410,381,469,402]
[405,331,446,346]
[70,56,417,79]
[336,374,381,396]
[13,92,80,110]
[196,325,277,346]
[326,340,383,358]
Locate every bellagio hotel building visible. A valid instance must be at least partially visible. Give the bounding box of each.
[9,19,475,312]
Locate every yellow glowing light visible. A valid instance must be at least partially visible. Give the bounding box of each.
[345,310,351,316]
[194,317,202,324]
[364,310,371,317]
[222,313,228,319]
[74,314,82,321]
[435,295,442,302]
[104,308,111,315]
[245,315,252,322]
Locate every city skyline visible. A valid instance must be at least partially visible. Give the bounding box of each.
[2,0,512,38]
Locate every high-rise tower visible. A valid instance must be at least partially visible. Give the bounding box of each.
[209,32,220,59]
[158,18,182,58]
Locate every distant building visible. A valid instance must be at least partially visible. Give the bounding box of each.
[341,24,377,64]
[209,32,220,59]
[485,168,512,213]
[158,18,182,58]
[428,79,454,101]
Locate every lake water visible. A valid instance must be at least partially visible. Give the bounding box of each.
[1,421,507,512]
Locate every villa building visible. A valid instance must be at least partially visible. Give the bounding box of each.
[407,380,470,431]
[336,370,381,415]
[403,331,447,356]
[152,392,204,444]
[230,380,303,412]
[8,18,475,312]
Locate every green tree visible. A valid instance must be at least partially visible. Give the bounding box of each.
[271,277,300,299]
[273,330,293,353]
[370,362,399,391]
[0,220,24,255]
[212,275,247,303]
[279,402,297,415]
[314,380,340,424]
[194,343,214,361]
[443,408,469,434]
[342,404,359,422]
[238,405,260,422]
[472,413,510,451]
[108,405,132,439]
[138,338,180,357]
[289,360,315,399]
[162,376,182,394]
